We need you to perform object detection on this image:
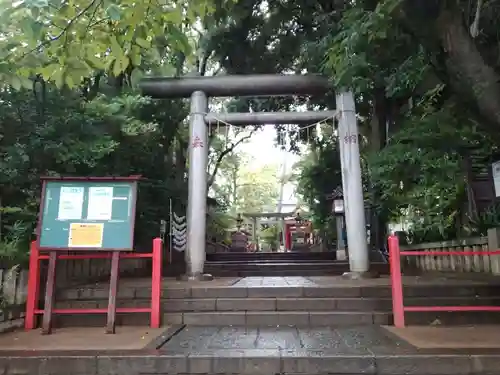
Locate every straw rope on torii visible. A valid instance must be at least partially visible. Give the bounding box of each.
[205,111,338,188]
[205,109,366,146]
[206,111,338,149]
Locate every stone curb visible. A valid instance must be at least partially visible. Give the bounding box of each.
[0,352,498,374]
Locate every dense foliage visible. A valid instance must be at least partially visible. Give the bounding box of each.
[0,86,189,261]
[296,0,500,243]
[295,136,342,240]
[0,0,220,88]
[3,0,500,261]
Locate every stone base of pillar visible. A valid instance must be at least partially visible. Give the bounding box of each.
[336,250,347,261]
[177,272,214,281]
[341,270,380,280]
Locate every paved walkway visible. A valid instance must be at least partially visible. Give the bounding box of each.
[387,325,500,349]
[231,276,317,287]
[160,325,415,355]
[1,275,499,374]
[229,275,500,287]
[0,324,498,374]
[0,326,166,351]
[2,324,498,353]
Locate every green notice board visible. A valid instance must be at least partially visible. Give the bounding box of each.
[37,178,138,251]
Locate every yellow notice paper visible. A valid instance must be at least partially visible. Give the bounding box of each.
[68,223,104,248]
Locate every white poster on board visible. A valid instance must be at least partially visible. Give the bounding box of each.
[87,187,114,220]
[57,187,84,220]
[493,161,500,198]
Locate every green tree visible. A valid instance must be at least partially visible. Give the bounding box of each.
[0,0,221,88]
[260,224,280,251]
[296,138,342,239]
[212,147,280,214]
[236,164,280,214]
[0,85,189,259]
[5,0,500,253]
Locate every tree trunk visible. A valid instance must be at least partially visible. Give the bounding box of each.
[434,4,500,135]
[0,195,2,242]
[175,139,187,188]
[231,164,239,207]
[369,88,389,251]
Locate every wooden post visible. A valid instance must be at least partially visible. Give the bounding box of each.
[41,251,57,335]
[105,251,120,334]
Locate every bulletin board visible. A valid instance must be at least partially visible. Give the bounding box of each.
[37,176,139,251]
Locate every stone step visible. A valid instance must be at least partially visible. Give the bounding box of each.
[57,284,500,301]
[204,262,390,277]
[4,350,497,375]
[165,311,391,326]
[206,251,338,262]
[55,296,500,313]
[51,308,500,328]
[50,310,390,327]
[206,269,353,277]
[51,307,500,328]
[163,296,500,312]
[205,261,341,266]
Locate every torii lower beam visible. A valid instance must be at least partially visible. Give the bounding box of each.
[205,110,338,126]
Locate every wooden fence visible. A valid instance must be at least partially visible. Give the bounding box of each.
[401,236,500,275]
[0,254,149,332]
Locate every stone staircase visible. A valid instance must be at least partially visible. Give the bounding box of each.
[165,251,390,277]
[53,276,500,328]
[17,276,500,375]
[163,284,391,326]
[204,251,389,276]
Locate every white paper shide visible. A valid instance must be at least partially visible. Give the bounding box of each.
[87,187,114,220]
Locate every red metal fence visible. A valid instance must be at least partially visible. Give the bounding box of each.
[25,238,162,334]
[388,235,500,328]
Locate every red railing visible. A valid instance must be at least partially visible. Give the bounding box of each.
[25,238,162,334]
[388,235,500,328]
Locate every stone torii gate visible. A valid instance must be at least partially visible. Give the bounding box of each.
[140,74,369,280]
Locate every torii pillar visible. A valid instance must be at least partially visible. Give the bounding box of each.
[336,92,370,278]
[186,91,209,279]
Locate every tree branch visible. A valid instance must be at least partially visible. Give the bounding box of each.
[14,0,102,62]
[469,0,483,38]
[207,130,255,188]
[199,52,210,76]
[212,64,223,76]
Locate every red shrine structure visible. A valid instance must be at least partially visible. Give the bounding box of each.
[283,214,313,251]
[239,212,314,252]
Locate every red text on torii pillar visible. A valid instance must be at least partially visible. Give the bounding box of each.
[192,136,204,148]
